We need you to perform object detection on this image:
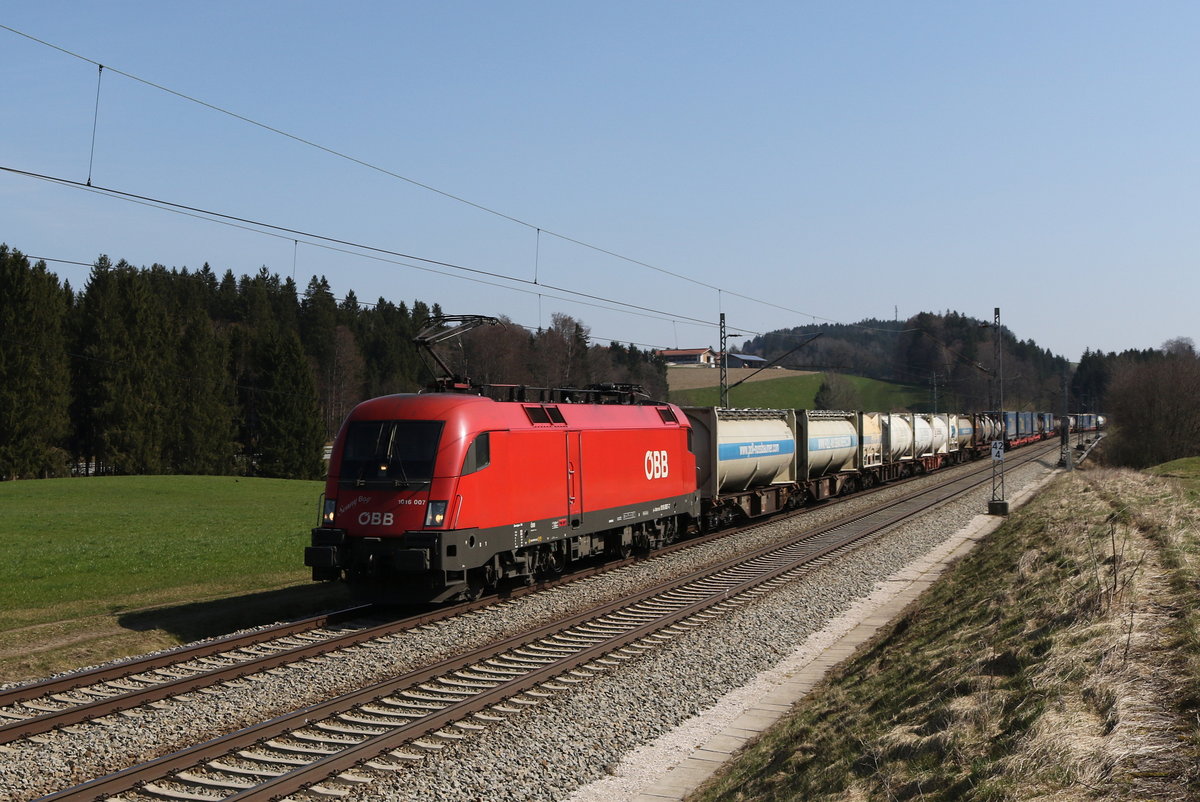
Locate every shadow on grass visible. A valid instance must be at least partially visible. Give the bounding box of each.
[117,583,355,643]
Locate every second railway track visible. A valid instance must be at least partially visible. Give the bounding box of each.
[0,440,1046,746]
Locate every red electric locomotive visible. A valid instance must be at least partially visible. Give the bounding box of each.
[305,385,699,602]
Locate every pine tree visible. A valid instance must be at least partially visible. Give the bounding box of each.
[360,299,421,396]
[0,247,71,478]
[254,330,324,479]
[167,290,237,474]
[300,275,341,438]
[71,259,172,474]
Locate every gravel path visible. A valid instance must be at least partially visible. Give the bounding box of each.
[0,452,1057,801]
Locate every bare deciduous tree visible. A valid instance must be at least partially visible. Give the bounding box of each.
[1104,342,1200,468]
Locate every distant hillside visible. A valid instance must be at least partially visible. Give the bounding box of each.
[735,311,1070,412]
[667,368,926,411]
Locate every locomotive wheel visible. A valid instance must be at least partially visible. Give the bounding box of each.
[464,563,499,600]
[544,545,566,575]
[609,526,634,559]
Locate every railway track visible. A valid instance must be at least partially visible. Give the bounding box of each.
[0,442,1043,746]
[33,441,1059,802]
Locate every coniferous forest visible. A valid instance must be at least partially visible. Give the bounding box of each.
[0,245,667,481]
[7,242,1194,482]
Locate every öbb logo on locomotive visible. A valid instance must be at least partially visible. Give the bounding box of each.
[644,449,670,480]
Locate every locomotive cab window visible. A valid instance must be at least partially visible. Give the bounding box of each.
[339,420,443,489]
[461,432,491,475]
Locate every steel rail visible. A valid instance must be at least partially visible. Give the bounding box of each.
[0,605,374,709]
[33,441,1058,802]
[5,442,1056,747]
[0,567,602,743]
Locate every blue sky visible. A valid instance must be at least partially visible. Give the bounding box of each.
[2,3,1196,360]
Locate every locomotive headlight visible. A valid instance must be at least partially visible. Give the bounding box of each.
[424,500,448,527]
[322,498,336,526]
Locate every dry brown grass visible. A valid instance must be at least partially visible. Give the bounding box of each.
[689,465,1200,802]
[665,366,813,392]
[1000,468,1196,799]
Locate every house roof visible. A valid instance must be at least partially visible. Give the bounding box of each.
[660,348,713,356]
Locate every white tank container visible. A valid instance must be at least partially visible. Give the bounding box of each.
[883,414,914,461]
[717,416,796,491]
[682,408,798,496]
[802,414,859,478]
[913,415,933,456]
[928,414,948,454]
[953,414,974,448]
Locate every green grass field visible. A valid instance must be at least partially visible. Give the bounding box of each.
[668,372,928,411]
[1148,456,1200,483]
[0,475,345,680]
[0,475,323,624]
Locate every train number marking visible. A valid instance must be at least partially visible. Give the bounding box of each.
[644,450,669,480]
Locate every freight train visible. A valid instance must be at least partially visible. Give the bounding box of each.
[304,381,1102,603]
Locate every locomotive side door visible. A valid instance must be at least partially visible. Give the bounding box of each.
[566,430,583,528]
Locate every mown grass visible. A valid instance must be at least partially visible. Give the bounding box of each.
[689,465,1200,801]
[668,372,926,410]
[0,475,350,681]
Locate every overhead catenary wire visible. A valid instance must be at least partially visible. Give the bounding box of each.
[1,23,845,328]
[3,24,996,349]
[20,252,678,352]
[2,164,738,341]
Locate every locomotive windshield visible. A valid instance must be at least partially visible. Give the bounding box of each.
[339,420,444,489]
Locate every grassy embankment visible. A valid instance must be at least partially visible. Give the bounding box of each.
[0,475,349,683]
[667,369,926,410]
[690,458,1200,801]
